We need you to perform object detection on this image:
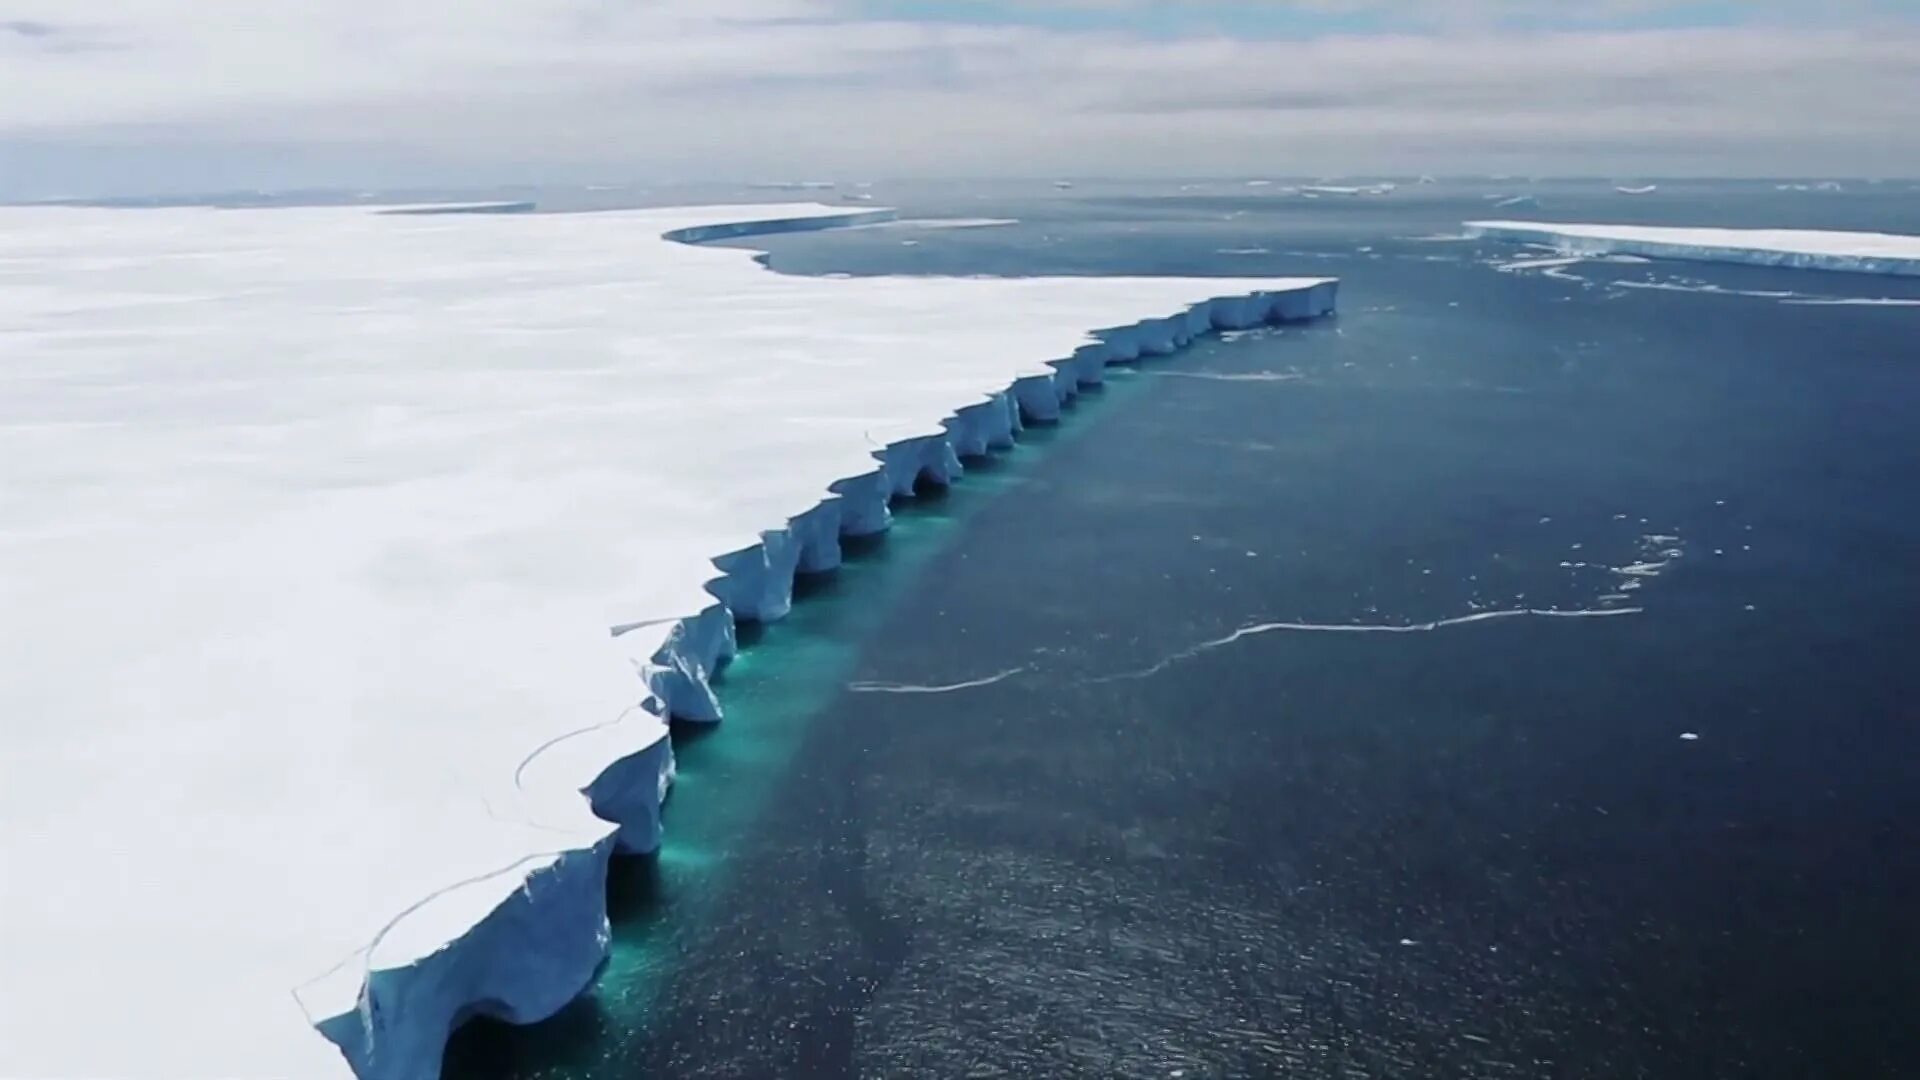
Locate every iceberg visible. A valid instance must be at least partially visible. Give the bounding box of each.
[1464,220,1920,277]
[0,201,1335,1080]
[1301,182,1396,197]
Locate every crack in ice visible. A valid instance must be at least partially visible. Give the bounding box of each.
[292,848,578,1029]
[512,705,643,795]
[847,665,1030,694]
[608,615,682,638]
[1091,607,1642,684]
[1146,370,1303,383]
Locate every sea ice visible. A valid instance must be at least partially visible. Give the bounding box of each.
[1465,220,1920,277]
[1302,182,1396,197]
[0,201,1334,1079]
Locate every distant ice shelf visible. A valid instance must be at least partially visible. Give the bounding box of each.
[0,201,1335,1080]
[1464,220,1920,277]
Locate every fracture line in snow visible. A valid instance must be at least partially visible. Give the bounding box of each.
[478,790,578,839]
[512,705,641,794]
[608,615,682,637]
[1090,607,1642,684]
[292,849,575,1026]
[847,665,1030,694]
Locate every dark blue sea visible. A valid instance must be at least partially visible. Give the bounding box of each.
[425,179,1920,1078]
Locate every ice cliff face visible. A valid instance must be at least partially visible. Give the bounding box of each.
[0,202,1334,1080]
[1465,220,1920,277]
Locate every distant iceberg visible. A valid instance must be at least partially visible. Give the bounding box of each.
[1302,182,1396,197]
[377,200,537,215]
[1614,184,1659,195]
[0,201,1336,1080]
[1464,220,1920,277]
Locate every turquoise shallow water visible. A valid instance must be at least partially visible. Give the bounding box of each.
[441,383,1153,1078]
[445,181,1920,1078]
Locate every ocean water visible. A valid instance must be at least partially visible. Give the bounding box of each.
[441,180,1920,1078]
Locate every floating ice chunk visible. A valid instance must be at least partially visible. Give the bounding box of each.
[1496,255,1584,272]
[1783,296,1920,307]
[1303,182,1396,197]
[887,217,1020,230]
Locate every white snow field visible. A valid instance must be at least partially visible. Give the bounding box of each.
[0,202,1336,1080]
[1464,220,1920,277]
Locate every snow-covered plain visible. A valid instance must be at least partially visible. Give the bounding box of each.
[1464,220,1920,276]
[0,202,1335,1079]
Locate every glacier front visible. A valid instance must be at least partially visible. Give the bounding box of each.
[1463,220,1920,277]
[0,202,1335,1080]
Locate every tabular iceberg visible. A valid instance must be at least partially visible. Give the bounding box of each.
[0,202,1335,1079]
[1464,220,1920,277]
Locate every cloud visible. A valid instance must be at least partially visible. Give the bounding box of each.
[2,0,1916,195]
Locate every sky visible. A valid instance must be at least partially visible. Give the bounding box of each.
[3,1,1918,197]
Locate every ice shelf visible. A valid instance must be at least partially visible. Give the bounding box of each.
[0,202,1335,1080]
[1464,220,1920,277]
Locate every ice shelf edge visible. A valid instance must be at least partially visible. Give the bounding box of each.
[1464,221,1920,277]
[302,210,1337,1080]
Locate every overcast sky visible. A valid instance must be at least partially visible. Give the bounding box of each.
[4,1,1918,197]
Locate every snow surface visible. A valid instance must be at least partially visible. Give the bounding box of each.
[1465,221,1920,277]
[0,202,1335,1079]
